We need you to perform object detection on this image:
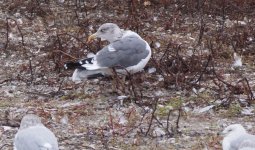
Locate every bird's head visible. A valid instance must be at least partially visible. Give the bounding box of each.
[87,23,122,43]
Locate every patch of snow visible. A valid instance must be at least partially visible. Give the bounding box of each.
[225,19,234,27]
[148,67,156,74]
[14,12,21,18]
[157,75,164,81]
[17,18,23,25]
[241,107,254,115]
[183,106,192,112]
[237,21,246,26]
[2,126,12,131]
[188,36,195,41]
[119,115,128,125]
[60,115,69,125]
[155,42,161,48]
[155,90,164,96]
[192,88,197,94]
[153,16,158,21]
[145,23,150,27]
[187,49,193,56]
[232,53,242,67]
[117,95,128,105]
[248,37,253,41]
[153,127,165,136]
[194,105,215,113]
[198,88,205,93]
[61,101,81,108]
[223,74,231,80]
[4,90,14,98]
[144,106,152,113]
[117,95,128,100]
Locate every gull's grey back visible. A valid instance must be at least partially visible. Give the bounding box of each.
[96,35,149,68]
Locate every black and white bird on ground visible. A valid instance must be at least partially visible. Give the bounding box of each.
[64,23,151,82]
[14,114,59,150]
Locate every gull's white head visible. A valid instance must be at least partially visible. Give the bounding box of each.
[222,124,246,137]
[87,23,123,43]
[19,114,42,130]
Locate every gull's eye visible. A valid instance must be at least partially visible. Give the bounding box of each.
[100,28,106,32]
[100,27,109,33]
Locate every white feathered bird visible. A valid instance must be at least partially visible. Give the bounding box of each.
[222,124,255,150]
[64,23,151,82]
[14,114,59,150]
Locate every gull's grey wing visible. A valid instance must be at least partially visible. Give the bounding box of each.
[14,126,59,150]
[229,134,255,150]
[96,35,149,68]
[238,135,255,150]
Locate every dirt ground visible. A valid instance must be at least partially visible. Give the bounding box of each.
[0,0,255,150]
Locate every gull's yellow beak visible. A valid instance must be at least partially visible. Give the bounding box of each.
[87,33,97,43]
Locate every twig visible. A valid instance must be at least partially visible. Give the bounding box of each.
[26,91,52,98]
[108,109,114,133]
[6,18,25,46]
[197,0,205,46]
[220,0,226,32]
[57,78,65,92]
[145,98,159,136]
[241,78,254,105]
[176,107,182,130]
[0,144,10,150]
[166,109,173,135]
[195,55,212,83]
[4,19,9,50]
[100,128,109,150]
[29,58,33,83]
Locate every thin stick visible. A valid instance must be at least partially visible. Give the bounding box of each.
[29,58,33,83]
[145,98,159,136]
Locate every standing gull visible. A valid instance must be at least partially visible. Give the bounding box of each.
[221,124,255,150]
[14,114,59,150]
[64,23,151,82]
